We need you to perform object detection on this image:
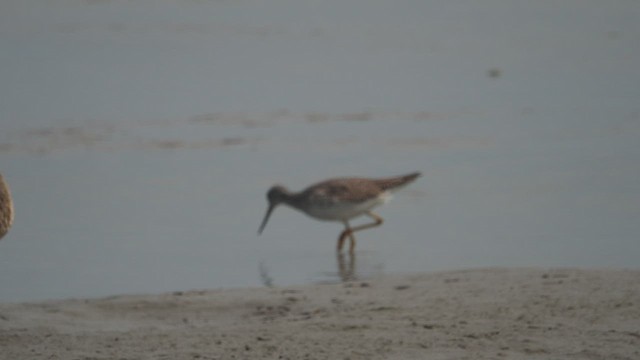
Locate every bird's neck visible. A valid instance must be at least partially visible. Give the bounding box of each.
[281,191,306,210]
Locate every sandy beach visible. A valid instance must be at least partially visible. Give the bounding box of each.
[1,268,638,359]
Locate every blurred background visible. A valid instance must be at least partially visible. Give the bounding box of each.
[0,0,638,302]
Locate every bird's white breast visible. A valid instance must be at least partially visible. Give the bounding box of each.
[302,192,391,221]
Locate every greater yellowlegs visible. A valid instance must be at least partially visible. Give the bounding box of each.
[258,172,420,253]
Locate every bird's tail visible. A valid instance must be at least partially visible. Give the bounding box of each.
[376,172,421,191]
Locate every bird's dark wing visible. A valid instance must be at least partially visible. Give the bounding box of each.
[304,178,382,204]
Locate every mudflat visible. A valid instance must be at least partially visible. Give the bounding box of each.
[1,268,638,359]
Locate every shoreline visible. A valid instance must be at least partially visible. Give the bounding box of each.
[1,267,639,359]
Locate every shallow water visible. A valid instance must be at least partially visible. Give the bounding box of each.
[1,0,639,302]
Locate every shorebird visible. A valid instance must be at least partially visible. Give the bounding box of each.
[0,173,14,240]
[258,172,420,253]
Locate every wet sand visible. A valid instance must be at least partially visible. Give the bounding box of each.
[1,268,638,359]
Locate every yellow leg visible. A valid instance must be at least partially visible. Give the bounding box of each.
[336,211,384,253]
[337,221,355,252]
[337,251,356,281]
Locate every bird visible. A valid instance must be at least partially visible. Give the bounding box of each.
[0,173,14,240]
[258,172,420,253]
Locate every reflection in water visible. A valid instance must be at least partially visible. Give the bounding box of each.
[337,252,357,282]
[332,251,386,283]
[258,251,384,288]
[333,251,386,284]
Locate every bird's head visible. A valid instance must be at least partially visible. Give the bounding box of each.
[258,185,289,235]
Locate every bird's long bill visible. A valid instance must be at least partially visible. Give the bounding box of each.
[258,203,276,235]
